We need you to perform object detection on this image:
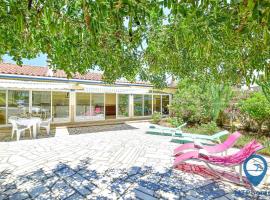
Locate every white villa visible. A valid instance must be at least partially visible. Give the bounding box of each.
[0,63,174,126]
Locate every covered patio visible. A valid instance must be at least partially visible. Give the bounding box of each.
[0,78,171,126]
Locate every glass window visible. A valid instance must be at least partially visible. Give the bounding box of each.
[8,90,29,118]
[144,95,152,116]
[52,92,69,121]
[134,95,143,116]
[76,93,90,120]
[153,95,161,113]
[91,93,105,120]
[0,90,6,124]
[32,91,51,119]
[117,94,129,118]
[162,95,170,115]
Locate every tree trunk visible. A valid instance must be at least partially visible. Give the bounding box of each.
[258,121,264,134]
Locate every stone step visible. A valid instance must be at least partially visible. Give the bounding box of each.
[55,126,69,137]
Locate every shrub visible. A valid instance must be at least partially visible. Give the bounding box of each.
[199,121,220,134]
[237,113,253,131]
[170,79,233,125]
[152,112,162,124]
[167,117,184,127]
[239,92,270,133]
[170,81,207,124]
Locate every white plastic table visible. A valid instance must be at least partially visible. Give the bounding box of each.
[16,118,41,138]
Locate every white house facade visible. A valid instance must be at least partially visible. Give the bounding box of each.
[0,63,173,126]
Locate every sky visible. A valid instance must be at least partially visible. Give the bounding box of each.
[2,54,47,67]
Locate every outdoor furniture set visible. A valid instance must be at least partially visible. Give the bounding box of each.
[8,116,52,141]
[147,123,265,187]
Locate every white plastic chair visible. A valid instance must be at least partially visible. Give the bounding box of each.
[40,118,52,135]
[9,118,31,141]
[9,116,19,137]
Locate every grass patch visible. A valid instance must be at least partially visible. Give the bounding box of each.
[182,126,221,135]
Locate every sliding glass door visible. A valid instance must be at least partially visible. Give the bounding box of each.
[117,94,129,118]
[8,90,29,118]
[76,93,105,121]
[0,91,6,124]
[133,94,153,117]
[91,94,105,120]
[76,93,91,120]
[144,95,152,116]
[32,91,51,119]
[162,95,170,115]
[52,92,69,122]
[134,94,143,116]
[153,95,161,113]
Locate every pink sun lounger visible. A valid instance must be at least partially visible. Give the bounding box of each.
[173,140,263,186]
[173,131,242,156]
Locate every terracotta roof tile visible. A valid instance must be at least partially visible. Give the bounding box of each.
[0,63,149,85]
[0,63,48,76]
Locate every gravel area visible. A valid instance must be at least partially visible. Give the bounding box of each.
[68,123,138,135]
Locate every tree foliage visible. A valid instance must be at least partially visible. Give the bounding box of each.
[170,79,233,124]
[170,81,205,123]
[0,0,269,85]
[145,0,270,85]
[239,92,270,132]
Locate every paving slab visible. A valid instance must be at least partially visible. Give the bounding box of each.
[0,122,269,199]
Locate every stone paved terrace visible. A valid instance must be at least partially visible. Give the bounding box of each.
[0,122,269,200]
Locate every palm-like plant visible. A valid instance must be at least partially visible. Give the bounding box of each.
[260,81,270,104]
[208,84,233,122]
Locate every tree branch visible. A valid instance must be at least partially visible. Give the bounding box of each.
[28,0,32,10]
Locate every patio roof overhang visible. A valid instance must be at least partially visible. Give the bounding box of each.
[0,73,153,87]
[0,79,152,94]
[81,84,152,94]
[0,79,83,91]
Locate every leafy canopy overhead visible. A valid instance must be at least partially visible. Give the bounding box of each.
[0,0,269,86]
